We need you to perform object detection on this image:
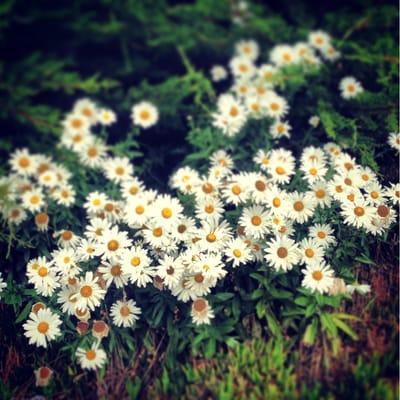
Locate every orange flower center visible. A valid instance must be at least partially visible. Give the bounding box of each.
[80,285,93,298]
[107,240,119,251]
[277,247,288,258]
[37,322,49,334]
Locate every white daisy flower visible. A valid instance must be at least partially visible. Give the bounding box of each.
[76,345,107,370]
[210,65,228,82]
[23,308,62,348]
[131,101,159,129]
[239,205,270,240]
[339,76,363,99]
[103,157,134,183]
[95,226,132,262]
[156,255,184,289]
[264,236,300,271]
[308,224,336,248]
[301,262,335,294]
[388,132,400,151]
[191,298,215,325]
[299,238,325,266]
[110,299,141,328]
[224,237,252,267]
[73,271,106,311]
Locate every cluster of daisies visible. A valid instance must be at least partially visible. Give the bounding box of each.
[209,32,341,138]
[59,98,158,168]
[209,33,367,138]
[2,123,398,372]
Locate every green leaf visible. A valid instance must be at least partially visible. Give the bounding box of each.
[15,301,32,323]
[303,318,318,345]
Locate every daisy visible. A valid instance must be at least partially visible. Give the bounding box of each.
[210,65,228,82]
[76,345,107,370]
[270,120,291,140]
[121,246,155,287]
[195,196,225,222]
[309,224,336,248]
[264,185,288,214]
[51,184,76,207]
[148,194,183,228]
[191,298,215,325]
[194,220,233,252]
[270,44,298,67]
[341,198,375,229]
[264,92,289,119]
[264,236,300,271]
[287,191,316,223]
[85,217,111,242]
[38,169,58,188]
[385,183,400,205]
[79,139,107,168]
[388,132,400,151]
[253,149,271,171]
[268,149,296,185]
[73,271,106,311]
[74,239,95,262]
[310,182,332,208]
[51,248,80,280]
[26,257,60,297]
[54,229,81,249]
[156,255,184,289]
[239,205,270,240]
[23,308,62,348]
[98,262,129,288]
[339,77,363,99]
[22,188,45,213]
[91,320,110,340]
[229,55,256,79]
[171,217,196,242]
[5,206,27,225]
[142,222,173,250]
[358,166,378,187]
[170,166,200,194]
[258,64,278,83]
[321,45,341,61]
[84,191,109,216]
[120,178,145,200]
[221,178,249,205]
[110,299,141,328]
[95,226,131,261]
[309,115,320,128]
[62,112,90,134]
[224,237,252,267]
[299,238,325,266]
[9,148,37,176]
[192,253,226,281]
[103,157,134,183]
[73,98,98,124]
[0,272,7,296]
[131,101,159,129]
[301,160,328,184]
[235,40,259,61]
[301,262,335,294]
[97,108,116,126]
[57,286,79,315]
[346,282,371,295]
[124,194,151,228]
[308,31,331,50]
[365,182,386,205]
[248,173,270,204]
[60,130,92,152]
[34,366,53,387]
